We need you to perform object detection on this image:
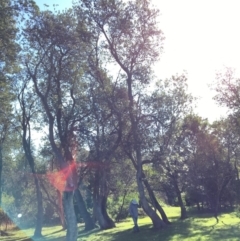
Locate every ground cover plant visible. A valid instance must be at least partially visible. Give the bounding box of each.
[1,207,240,241]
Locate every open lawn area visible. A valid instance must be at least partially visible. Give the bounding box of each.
[1,207,240,241]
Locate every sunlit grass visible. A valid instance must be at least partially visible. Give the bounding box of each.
[0,225,67,241]
[1,207,240,241]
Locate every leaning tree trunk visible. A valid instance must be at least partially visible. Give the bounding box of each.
[143,177,171,224]
[130,140,166,229]
[74,188,95,231]
[172,176,187,220]
[22,135,43,238]
[136,173,166,229]
[93,170,115,230]
[0,145,3,206]
[57,190,66,229]
[33,176,44,237]
[40,181,66,229]
[135,151,165,230]
[94,195,115,229]
[63,192,78,241]
[125,74,166,230]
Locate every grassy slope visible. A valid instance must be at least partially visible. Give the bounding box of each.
[1,207,240,241]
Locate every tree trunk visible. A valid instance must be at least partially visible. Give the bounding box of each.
[135,151,166,229]
[62,192,78,241]
[33,176,43,238]
[131,146,166,229]
[137,174,166,229]
[94,195,115,229]
[74,188,95,231]
[116,190,127,222]
[22,134,44,237]
[92,167,115,230]
[57,190,66,229]
[172,176,187,219]
[0,145,2,206]
[143,178,171,224]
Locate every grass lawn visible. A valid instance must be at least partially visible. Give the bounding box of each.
[1,207,240,241]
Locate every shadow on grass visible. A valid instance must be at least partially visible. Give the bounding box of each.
[78,227,101,237]
[44,228,64,237]
[81,216,240,241]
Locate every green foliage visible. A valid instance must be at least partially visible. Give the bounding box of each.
[1,192,15,212]
[2,1,240,239]
[107,192,140,221]
[2,208,240,241]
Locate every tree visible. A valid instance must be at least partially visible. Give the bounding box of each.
[0,83,13,210]
[79,79,124,229]
[142,74,194,220]
[78,0,166,229]
[0,0,38,208]
[214,68,240,115]
[17,80,43,237]
[0,0,19,208]
[22,9,90,241]
[183,115,236,218]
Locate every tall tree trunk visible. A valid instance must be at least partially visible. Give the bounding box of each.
[22,135,44,237]
[94,195,115,229]
[136,149,165,229]
[125,72,166,230]
[93,170,115,230]
[0,145,2,206]
[131,132,167,229]
[40,181,66,229]
[57,190,66,229]
[33,176,44,237]
[143,178,171,224]
[63,192,78,241]
[30,173,44,237]
[172,176,187,220]
[116,190,127,222]
[74,188,95,231]
[136,172,166,229]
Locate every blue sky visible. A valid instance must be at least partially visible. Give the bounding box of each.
[35,0,72,10]
[34,0,240,122]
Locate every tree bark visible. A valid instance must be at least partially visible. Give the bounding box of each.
[92,167,115,230]
[22,130,43,237]
[143,177,171,224]
[74,188,95,231]
[33,176,44,237]
[94,195,115,229]
[136,172,166,229]
[172,176,187,219]
[57,190,66,229]
[0,145,2,206]
[63,192,78,241]
[127,77,166,230]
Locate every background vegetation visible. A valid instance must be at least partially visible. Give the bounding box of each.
[1,0,240,240]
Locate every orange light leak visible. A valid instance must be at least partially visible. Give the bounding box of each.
[46,164,75,192]
[30,161,107,192]
[0,160,108,239]
[13,161,107,192]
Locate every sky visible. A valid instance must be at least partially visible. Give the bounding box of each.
[34,0,240,122]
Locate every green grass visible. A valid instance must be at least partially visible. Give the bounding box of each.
[2,207,240,241]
